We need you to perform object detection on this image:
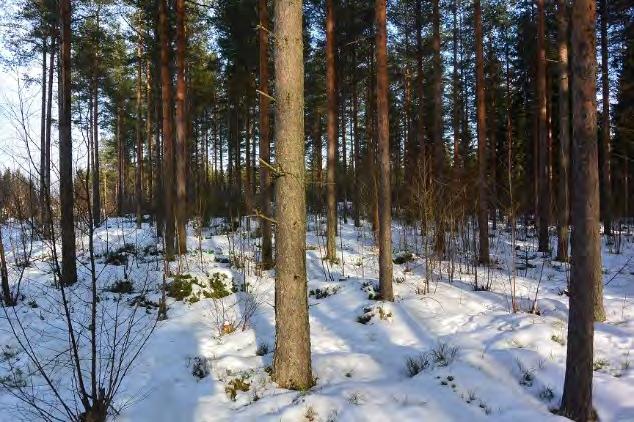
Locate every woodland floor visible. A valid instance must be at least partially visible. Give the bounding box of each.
[0,215,633,421]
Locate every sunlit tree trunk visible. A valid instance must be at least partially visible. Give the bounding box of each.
[159,0,176,259]
[560,0,603,417]
[175,0,188,254]
[376,0,393,301]
[44,36,55,234]
[39,37,47,228]
[475,0,489,264]
[258,0,273,269]
[537,0,550,253]
[352,46,361,228]
[599,0,612,236]
[556,0,570,262]
[136,16,144,229]
[272,0,313,390]
[59,0,77,286]
[325,0,337,262]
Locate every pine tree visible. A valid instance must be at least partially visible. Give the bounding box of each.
[272,0,313,390]
[475,0,489,265]
[325,0,337,262]
[375,0,393,301]
[58,0,77,286]
[560,0,602,417]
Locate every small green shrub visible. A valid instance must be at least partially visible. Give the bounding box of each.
[309,286,340,299]
[166,277,193,301]
[206,273,231,299]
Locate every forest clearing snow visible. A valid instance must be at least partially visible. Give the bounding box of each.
[0,217,633,421]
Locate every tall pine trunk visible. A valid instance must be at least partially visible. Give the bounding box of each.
[599,0,612,236]
[58,0,77,286]
[556,0,570,262]
[376,0,393,301]
[44,36,55,234]
[352,46,361,228]
[325,0,337,262]
[160,0,176,259]
[432,0,445,255]
[136,19,144,229]
[475,0,489,264]
[537,0,550,253]
[258,0,273,269]
[272,0,313,390]
[39,38,47,228]
[560,0,603,417]
[175,0,188,254]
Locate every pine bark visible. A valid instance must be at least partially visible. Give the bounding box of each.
[376,0,393,301]
[136,20,144,229]
[432,0,445,254]
[175,0,188,254]
[58,0,77,286]
[117,106,124,217]
[452,0,460,168]
[259,0,273,269]
[352,46,361,227]
[0,225,14,306]
[556,0,570,262]
[475,0,489,264]
[160,0,176,258]
[537,0,550,253]
[272,0,313,390]
[599,0,612,235]
[325,0,337,262]
[92,11,101,227]
[560,0,603,417]
[44,36,55,232]
[39,39,47,227]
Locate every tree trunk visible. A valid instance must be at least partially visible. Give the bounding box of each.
[175,0,188,254]
[39,38,47,228]
[599,0,612,236]
[272,0,313,390]
[415,0,427,200]
[432,0,445,255]
[117,106,124,217]
[475,0,489,265]
[352,46,361,228]
[136,19,144,229]
[44,36,55,235]
[159,0,176,258]
[452,0,460,169]
[537,0,550,253]
[376,0,394,301]
[0,225,14,306]
[560,0,603,417]
[58,0,77,286]
[146,61,154,225]
[91,11,101,227]
[325,0,337,262]
[556,0,570,262]
[259,0,273,269]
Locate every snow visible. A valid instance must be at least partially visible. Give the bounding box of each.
[0,216,633,421]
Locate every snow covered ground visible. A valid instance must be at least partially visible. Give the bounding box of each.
[0,216,633,421]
